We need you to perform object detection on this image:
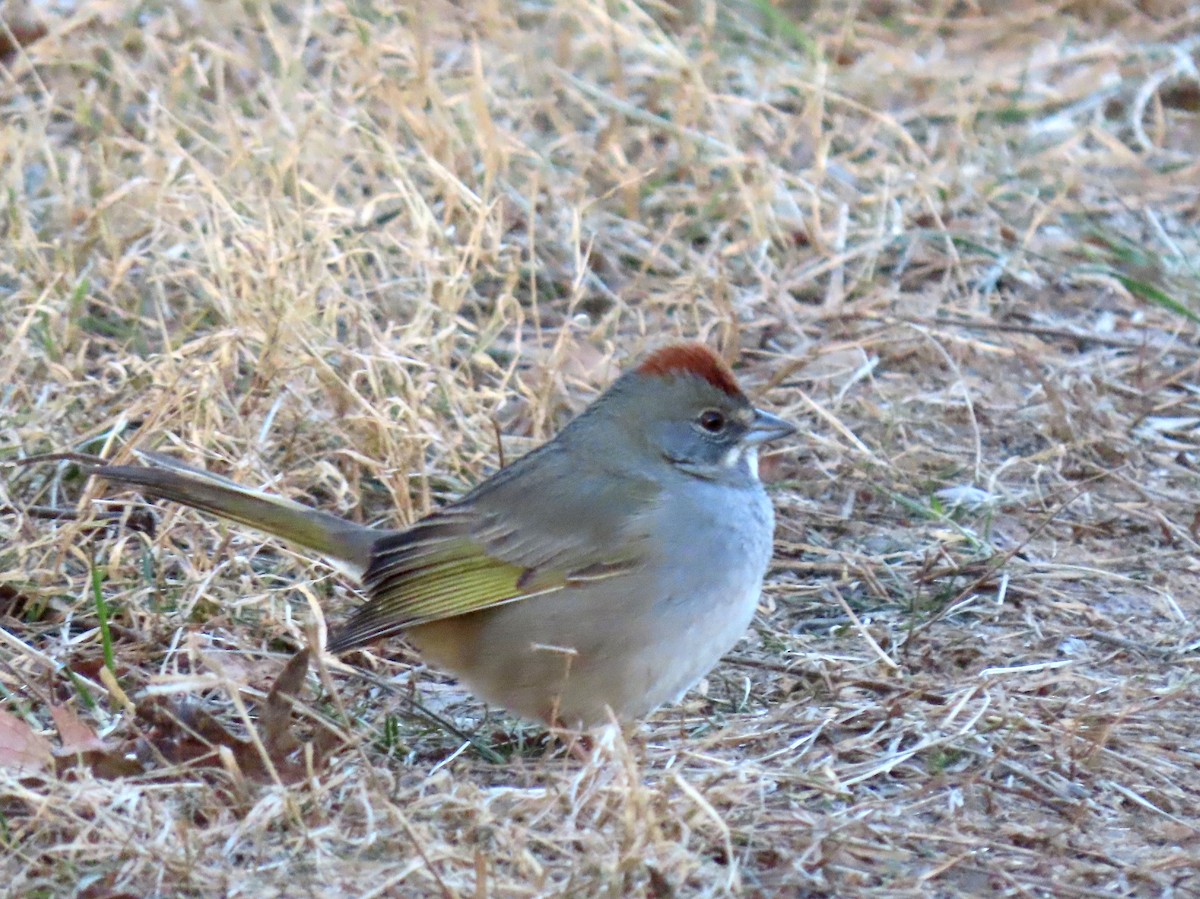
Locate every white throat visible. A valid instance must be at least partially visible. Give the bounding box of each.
[744,445,760,481]
[722,445,760,481]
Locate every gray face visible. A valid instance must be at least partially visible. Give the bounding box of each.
[650,392,759,483]
[629,375,795,487]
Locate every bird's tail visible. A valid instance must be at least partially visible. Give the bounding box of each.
[92,450,378,577]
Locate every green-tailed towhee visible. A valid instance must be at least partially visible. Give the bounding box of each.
[88,343,795,727]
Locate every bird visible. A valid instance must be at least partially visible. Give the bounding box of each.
[87,343,795,727]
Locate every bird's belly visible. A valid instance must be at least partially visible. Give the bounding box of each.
[408,580,760,726]
[407,486,773,727]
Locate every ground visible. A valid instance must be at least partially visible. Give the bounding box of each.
[2,1,1199,896]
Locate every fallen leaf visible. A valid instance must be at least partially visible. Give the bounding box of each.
[0,707,53,772]
[262,648,310,759]
[130,650,339,784]
[50,704,107,755]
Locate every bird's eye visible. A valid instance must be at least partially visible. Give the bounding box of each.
[698,410,726,433]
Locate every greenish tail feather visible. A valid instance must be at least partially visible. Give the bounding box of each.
[93,459,378,576]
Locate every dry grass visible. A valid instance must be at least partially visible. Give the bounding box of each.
[3,0,1200,895]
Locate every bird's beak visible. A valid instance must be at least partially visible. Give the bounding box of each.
[745,409,796,446]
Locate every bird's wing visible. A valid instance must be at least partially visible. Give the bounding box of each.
[326,446,661,653]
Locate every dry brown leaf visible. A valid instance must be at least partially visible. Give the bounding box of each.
[49,703,107,756]
[0,707,53,772]
[129,650,335,784]
[262,647,311,759]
